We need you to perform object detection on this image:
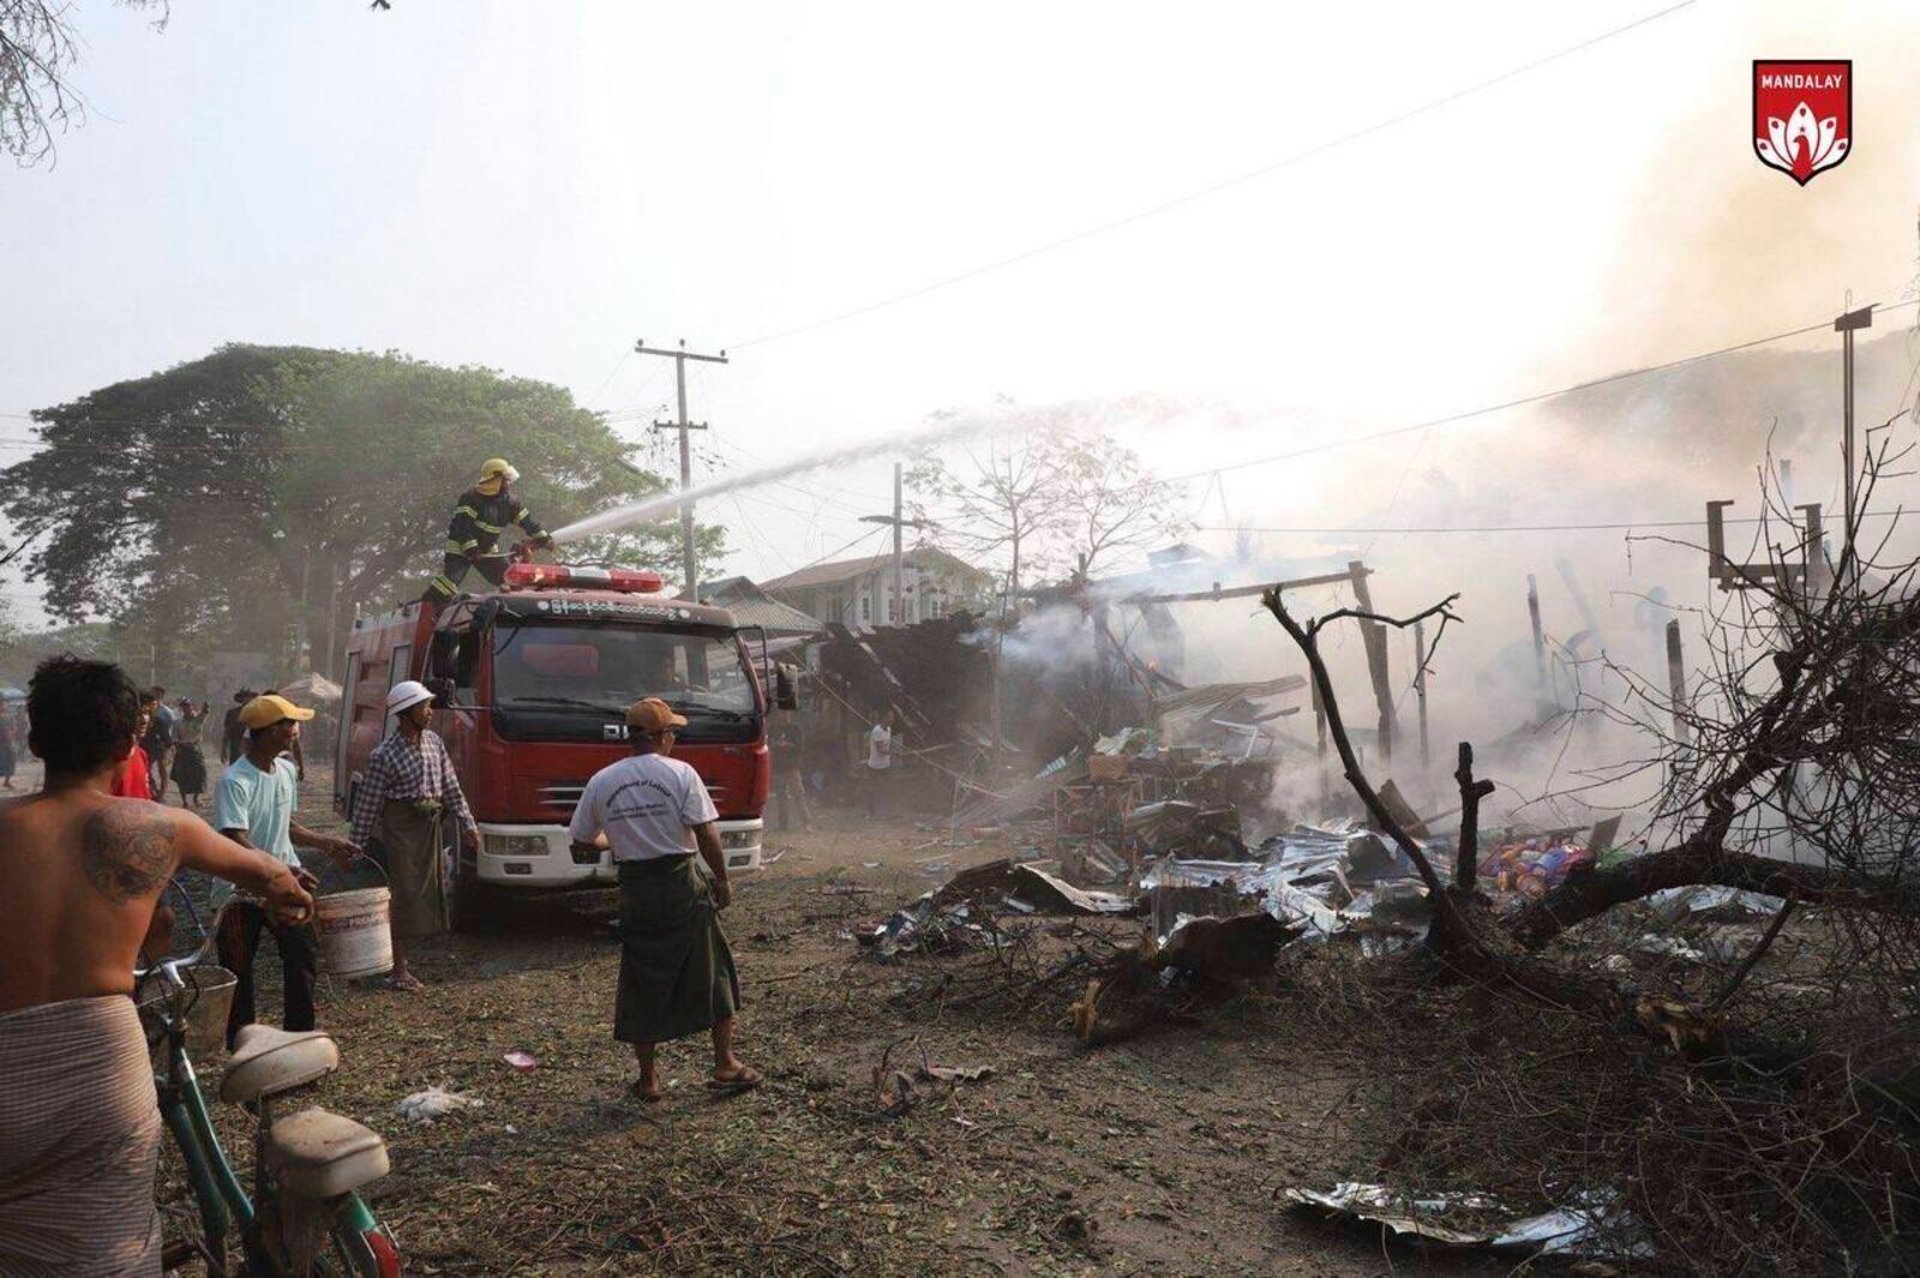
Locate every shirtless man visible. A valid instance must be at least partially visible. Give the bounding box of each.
[0,656,314,1277]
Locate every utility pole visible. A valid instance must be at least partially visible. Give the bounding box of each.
[860,463,932,626]
[634,339,728,600]
[1835,305,1873,588]
[892,463,904,623]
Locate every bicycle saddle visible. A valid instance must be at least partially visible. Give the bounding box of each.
[266,1108,391,1199]
[220,1024,340,1104]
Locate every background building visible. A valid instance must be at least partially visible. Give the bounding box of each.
[762,547,993,629]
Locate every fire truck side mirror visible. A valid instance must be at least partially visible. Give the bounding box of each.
[773,664,799,712]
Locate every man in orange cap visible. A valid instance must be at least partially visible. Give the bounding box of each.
[568,698,760,1100]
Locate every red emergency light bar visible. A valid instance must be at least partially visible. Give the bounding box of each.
[503,562,665,594]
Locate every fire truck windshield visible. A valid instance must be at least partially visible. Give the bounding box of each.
[491,621,756,720]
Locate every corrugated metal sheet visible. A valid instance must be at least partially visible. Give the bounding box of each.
[719,594,826,636]
[699,578,827,636]
[761,546,989,594]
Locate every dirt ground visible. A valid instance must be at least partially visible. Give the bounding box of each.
[162,768,1522,1276]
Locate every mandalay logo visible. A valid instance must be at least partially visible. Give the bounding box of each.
[1753,60,1850,186]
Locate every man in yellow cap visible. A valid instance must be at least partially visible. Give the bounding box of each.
[421,458,553,604]
[212,694,362,1047]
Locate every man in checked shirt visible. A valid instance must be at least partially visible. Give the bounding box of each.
[348,681,479,991]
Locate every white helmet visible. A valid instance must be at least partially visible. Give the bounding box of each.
[386,680,436,716]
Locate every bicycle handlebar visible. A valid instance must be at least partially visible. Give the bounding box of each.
[134,944,214,989]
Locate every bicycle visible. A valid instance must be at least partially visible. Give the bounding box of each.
[136,889,402,1276]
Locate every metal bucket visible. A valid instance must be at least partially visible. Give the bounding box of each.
[313,887,394,979]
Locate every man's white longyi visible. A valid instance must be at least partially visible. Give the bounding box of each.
[0,996,163,1276]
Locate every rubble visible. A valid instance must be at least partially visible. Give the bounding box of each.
[1141,823,1434,948]
[1124,800,1248,861]
[1063,839,1129,885]
[861,858,1139,961]
[1649,884,1788,923]
[1155,912,1297,980]
[1006,864,1136,916]
[1480,833,1597,901]
[1283,1183,1650,1260]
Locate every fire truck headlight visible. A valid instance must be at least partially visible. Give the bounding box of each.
[485,834,552,859]
[719,828,759,850]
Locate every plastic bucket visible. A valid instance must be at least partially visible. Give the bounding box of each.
[313,888,394,979]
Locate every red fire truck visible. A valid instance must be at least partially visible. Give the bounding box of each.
[334,560,781,926]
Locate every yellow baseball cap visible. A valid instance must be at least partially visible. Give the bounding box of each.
[625,697,688,733]
[239,694,315,730]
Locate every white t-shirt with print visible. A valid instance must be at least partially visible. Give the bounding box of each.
[568,751,719,862]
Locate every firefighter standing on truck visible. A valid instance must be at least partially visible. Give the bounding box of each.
[422,458,554,604]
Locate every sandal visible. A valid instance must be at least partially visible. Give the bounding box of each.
[706,1065,764,1092]
[628,1079,665,1103]
[384,973,425,992]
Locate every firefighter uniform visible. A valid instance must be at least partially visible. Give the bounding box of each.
[422,460,551,603]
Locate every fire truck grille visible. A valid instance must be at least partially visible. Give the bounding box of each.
[541,783,588,809]
[540,781,728,809]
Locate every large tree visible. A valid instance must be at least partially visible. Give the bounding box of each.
[0,344,723,680]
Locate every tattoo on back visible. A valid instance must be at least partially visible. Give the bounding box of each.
[81,804,178,904]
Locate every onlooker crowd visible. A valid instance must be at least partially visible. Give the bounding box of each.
[0,655,773,1271]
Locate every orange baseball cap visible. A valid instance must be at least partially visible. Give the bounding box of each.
[624,697,688,733]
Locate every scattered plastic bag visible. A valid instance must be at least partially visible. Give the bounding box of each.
[920,1062,994,1083]
[397,1086,484,1124]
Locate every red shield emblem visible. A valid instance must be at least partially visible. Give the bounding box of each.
[1753,60,1851,186]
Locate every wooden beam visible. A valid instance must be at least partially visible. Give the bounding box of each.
[1121,567,1367,606]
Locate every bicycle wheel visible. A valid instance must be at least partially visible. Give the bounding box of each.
[293,1196,398,1278]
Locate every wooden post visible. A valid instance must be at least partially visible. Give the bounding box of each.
[1364,621,1392,767]
[1346,560,1374,612]
[1311,675,1327,758]
[1526,574,1546,683]
[1665,619,1690,745]
[1347,560,1396,762]
[1414,619,1431,772]
[989,635,1004,753]
[1453,742,1494,892]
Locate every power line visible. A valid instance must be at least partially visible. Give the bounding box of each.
[707,434,872,518]
[585,349,634,405]
[724,0,1697,352]
[721,492,799,577]
[1169,298,1920,484]
[761,523,891,586]
[1198,510,1909,538]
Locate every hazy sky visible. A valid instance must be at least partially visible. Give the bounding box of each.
[5,0,1919,644]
